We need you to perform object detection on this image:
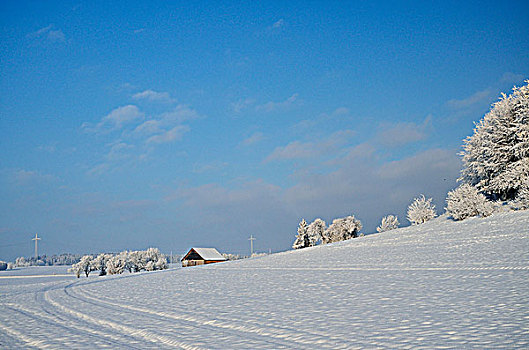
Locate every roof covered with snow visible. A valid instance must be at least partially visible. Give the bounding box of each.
[182,247,226,261]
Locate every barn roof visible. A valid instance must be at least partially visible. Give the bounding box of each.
[182,247,226,261]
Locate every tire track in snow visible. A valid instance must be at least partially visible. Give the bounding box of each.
[0,313,49,349]
[42,287,206,350]
[70,283,352,349]
[216,266,529,271]
[2,303,128,349]
[6,299,145,349]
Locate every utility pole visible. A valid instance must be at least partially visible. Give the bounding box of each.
[248,235,256,256]
[32,233,41,259]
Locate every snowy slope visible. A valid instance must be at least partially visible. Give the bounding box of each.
[1,211,528,349]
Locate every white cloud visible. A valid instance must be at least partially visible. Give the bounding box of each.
[256,93,299,112]
[132,90,174,103]
[500,72,525,84]
[240,132,264,146]
[232,98,256,113]
[265,141,316,162]
[27,25,66,43]
[83,105,144,133]
[265,129,355,163]
[446,89,492,110]
[192,161,229,174]
[105,142,134,161]
[376,116,432,147]
[132,119,163,137]
[146,125,190,145]
[160,105,202,123]
[171,147,460,252]
[272,19,285,29]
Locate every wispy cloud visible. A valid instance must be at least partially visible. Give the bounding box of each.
[105,141,134,161]
[264,129,355,163]
[376,116,432,148]
[82,105,144,133]
[27,25,66,43]
[6,169,56,184]
[272,19,285,29]
[256,93,299,112]
[240,132,264,146]
[232,98,256,113]
[446,89,492,110]
[192,161,229,174]
[295,107,350,129]
[132,90,175,103]
[146,125,190,145]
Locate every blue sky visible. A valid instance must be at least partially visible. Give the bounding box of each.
[1,1,528,261]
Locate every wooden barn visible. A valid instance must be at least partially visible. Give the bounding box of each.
[181,247,226,267]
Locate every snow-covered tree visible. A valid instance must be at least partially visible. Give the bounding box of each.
[307,218,326,246]
[377,215,399,232]
[446,184,494,221]
[155,256,168,270]
[106,253,126,275]
[407,195,437,225]
[460,81,529,201]
[91,253,112,276]
[70,255,93,278]
[292,219,309,249]
[15,257,28,267]
[511,185,529,210]
[323,215,362,243]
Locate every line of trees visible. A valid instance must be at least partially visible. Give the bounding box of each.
[293,80,528,248]
[13,254,82,267]
[70,248,168,278]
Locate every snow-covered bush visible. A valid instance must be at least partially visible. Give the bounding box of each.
[376,215,399,232]
[407,195,437,225]
[91,253,112,276]
[307,218,326,246]
[0,261,7,271]
[322,214,362,243]
[460,81,529,201]
[15,257,28,267]
[69,255,93,278]
[292,219,309,249]
[446,184,494,220]
[222,253,243,260]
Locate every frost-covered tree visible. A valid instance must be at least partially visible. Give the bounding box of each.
[15,257,28,267]
[511,185,529,210]
[407,195,437,225]
[446,184,494,220]
[91,253,112,276]
[292,219,309,249]
[307,218,326,246]
[323,215,362,243]
[106,253,126,275]
[460,81,529,200]
[70,255,93,278]
[376,215,399,232]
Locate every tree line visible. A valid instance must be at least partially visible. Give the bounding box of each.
[293,81,529,249]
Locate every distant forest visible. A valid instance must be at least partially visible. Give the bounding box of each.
[14,253,82,267]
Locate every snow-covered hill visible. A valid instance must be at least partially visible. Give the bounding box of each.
[1,210,528,349]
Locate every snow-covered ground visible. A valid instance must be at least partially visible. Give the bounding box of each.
[1,211,528,349]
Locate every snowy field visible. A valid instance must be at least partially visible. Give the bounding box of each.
[1,211,528,349]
